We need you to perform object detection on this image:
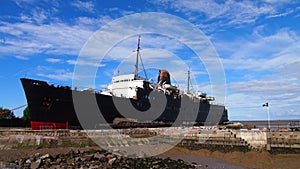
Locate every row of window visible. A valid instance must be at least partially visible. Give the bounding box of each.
[113,79,134,83]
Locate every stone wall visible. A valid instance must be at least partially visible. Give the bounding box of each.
[233,130,267,148]
[1,128,300,153]
[267,132,300,150]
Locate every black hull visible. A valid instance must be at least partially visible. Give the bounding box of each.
[21,78,228,129]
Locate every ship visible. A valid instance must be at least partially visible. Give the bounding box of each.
[21,36,228,130]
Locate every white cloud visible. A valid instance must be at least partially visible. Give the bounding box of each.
[229,80,300,96]
[0,21,99,57]
[266,8,294,18]
[76,16,112,28]
[210,25,300,120]
[28,9,48,24]
[66,59,105,67]
[71,0,95,12]
[0,1,115,59]
[45,57,106,67]
[226,66,300,120]
[261,0,293,4]
[277,61,300,80]
[37,69,74,81]
[151,0,296,30]
[45,58,63,63]
[225,93,268,120]
[219,28,300,71]
[226,81,300,120]
[15,0,36,7]
[15,55,29,60]
[15,1,59,24]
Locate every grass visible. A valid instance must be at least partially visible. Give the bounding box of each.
[13,138,97,149]
[60,138,97,148]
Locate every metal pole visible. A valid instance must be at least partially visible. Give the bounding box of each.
[187,67,190,94]
[134,35,141,76]
[267,106,271,130]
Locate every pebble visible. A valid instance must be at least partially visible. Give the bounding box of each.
[30,159,41,169]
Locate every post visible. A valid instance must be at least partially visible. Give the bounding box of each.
[263,102,270,131]
[267,106,271,130]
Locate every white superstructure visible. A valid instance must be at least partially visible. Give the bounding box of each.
[106,74,147,99]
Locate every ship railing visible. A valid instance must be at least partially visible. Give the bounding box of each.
[39,125,54,130]
[209,102,225,106]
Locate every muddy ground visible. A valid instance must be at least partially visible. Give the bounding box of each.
[1,146,300,169]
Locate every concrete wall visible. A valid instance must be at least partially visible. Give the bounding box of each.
[233,130,267,148]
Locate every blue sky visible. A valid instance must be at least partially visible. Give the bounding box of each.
[0,0,300,121]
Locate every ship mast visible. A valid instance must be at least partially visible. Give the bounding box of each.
[134,35,147,79]
[187,67,191,94]
[134,35,141,76]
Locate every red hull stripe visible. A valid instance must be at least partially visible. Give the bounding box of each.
[30,121,68,130]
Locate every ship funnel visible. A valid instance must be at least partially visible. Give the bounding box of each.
[157,69,171,85]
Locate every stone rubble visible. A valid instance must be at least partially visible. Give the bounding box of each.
[12,149,201,169]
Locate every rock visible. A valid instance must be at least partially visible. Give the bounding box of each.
[94,153,105,160]
[16,159,24,166]
[152,164,160,169]
[40,153,51,160]
[68,150,75,158]
[66,157,74,165]
[49,165,60,169]
[34,153,41,158]
[83,154,94,161]
[14,149,196,169]
[30,159,41,169]
[106,154,114,159]
[44,158,51,167]
[75,157,84,162]
[87,149,98,154]
[89,164,99,168]
[56,158,62,163]
[122,164,131,169]
[50,161,60,165]
[177,158,185,164]
[108,157,116,167]
[25,159,31,164]
[24,163,31,168]
[152,160,160,165]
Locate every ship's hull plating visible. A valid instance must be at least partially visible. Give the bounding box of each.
[21,78,228,129]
